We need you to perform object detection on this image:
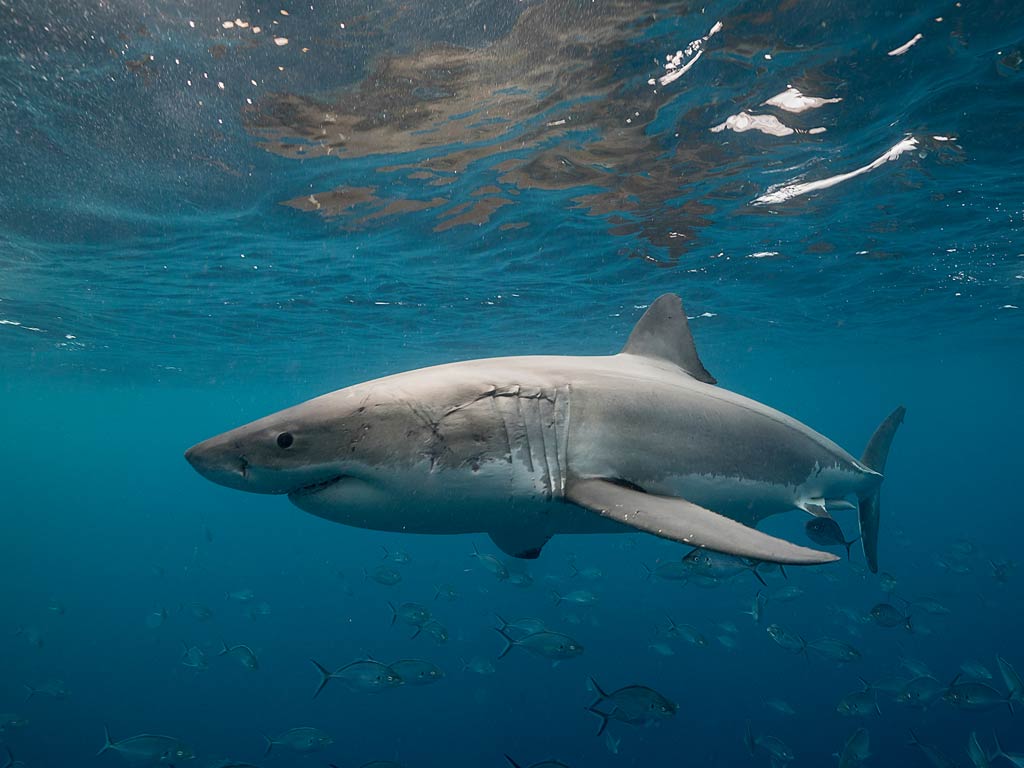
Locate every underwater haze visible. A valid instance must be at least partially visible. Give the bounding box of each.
[2,0,1023,766]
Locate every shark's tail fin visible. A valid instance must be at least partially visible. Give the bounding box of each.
[858,406,906,573]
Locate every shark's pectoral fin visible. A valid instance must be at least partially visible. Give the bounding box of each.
[488,528,551,560]
[565,478,839,566]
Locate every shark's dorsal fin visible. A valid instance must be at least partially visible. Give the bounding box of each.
[620,293,716,384]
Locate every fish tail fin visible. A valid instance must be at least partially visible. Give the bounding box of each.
[97,725,114,756]
[744,720,756,755]
[504,755,523,768]
[587,676,609,703]
[551,590,562,606]
[380,544,389,560]
[568,559,580,578]
[495,627,515,659]
[309,658,333,698]
[585,704,610,736]
[471,542,481,559]
[857,406,906,573]
[494,614,509,631]
[640,563,653,581]
[22,685,35,703]
[218,639,230,656]
[907,730,922,748]
[1,744,12,768]
[262,734,275,757]
[992,730,1007,760]
[751,565,768,587]
[844,536,861,560]
[1008,697,1015,715]
[387,601,397,626]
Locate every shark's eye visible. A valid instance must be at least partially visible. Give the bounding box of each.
[276,432,294,449]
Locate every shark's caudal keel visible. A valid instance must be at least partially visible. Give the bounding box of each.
[185,294,905,569]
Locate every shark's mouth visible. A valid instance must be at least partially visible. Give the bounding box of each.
[292,474,345,496]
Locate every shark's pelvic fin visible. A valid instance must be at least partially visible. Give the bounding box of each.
[858,405,907,574]
[797,498,832,518]
[620,293,716,384]
[488,528,551,560]
[565,478,838,565]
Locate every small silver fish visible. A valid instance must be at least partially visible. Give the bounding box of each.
[642,561,690,581]
[664,616,707,646]
[766,624,806,654]
[368,565,402,586]
[586,678,675,735]
[310,658,402,697]
[895,676,945,708]
[380,544,412,564]
[503,756,571,768]
[388,601,430,628]
[808,638,862,664]
[461,656,496,676]
[945,678,1014,713]
[97,727,194,764]
[869,603,912,631]
[838,727,870,768]
[568,558,603,580]
[218,641,259,671]
[683,548,767,586]
[764,698,795,716]
[389,659,444,686]
[497,628,583,661]
[263,726,332,756]
[179,643,209,671]
[909,729,958,768]
[412,619,448,644]
[836,689,879,717]
[551,590,597,607]
[433,583,458,602]
[960,659,993,680]
[471,543,508,580]
[23,679,68,702]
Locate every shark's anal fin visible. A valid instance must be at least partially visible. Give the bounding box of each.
[565,478,838,566]
[488,529,551,560]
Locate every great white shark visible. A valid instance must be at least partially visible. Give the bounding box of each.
[185,294,904,570]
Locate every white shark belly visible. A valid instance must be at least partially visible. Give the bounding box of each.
[287,459,623,535]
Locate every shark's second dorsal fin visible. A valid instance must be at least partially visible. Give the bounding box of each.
[620,293,716,384]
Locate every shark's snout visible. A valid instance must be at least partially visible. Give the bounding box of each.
[184,437,251,490]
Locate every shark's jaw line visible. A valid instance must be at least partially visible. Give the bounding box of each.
[290,474,346,497]
[184,293,904,569]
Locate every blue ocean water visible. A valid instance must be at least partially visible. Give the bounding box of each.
[2,0,1023,766]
